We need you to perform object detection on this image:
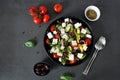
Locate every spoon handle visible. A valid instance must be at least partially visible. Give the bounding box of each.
[83,49,99,75]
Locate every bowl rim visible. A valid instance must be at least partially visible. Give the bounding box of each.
[44,16,94,66]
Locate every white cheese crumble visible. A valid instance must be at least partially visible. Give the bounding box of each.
[86,34,92,38]
[50,47,56,53]
[60,28,65,34]
[53,31,57,34]
[81,28,87,34]
[57,52,63,56]
[77,53,83,59]
[47,32,53,39]
[52,38,58,44]
[59,57,62,62]
[64,18,70,22]
[83,44,88,51]
[68,54,74,60]
[74,22,82,28]
[71,41,77,46]
[60,45,65,50]
[62,22,66,27]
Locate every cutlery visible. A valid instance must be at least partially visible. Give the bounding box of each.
[83,36,106,75]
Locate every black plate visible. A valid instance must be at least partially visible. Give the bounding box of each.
[44,17,94,66]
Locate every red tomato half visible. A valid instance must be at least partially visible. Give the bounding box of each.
[55,34,60,39]
[69,58,77,64]
[85,38,91,45]
[53,4,63,13]
[43,14,50,23]
[46,38,50,44]
[50,25,55,32]
[53,53,59,59]
[39,6,48,15]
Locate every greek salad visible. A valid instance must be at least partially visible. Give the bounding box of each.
[45,17,93,65]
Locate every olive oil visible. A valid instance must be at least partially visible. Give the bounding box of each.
[86,9,97,20]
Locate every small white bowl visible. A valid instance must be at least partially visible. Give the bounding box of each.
[85,5,101,21]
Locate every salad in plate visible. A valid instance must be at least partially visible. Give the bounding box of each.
[45,17,93,66]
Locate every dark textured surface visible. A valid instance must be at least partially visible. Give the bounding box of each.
[0,0,120,80]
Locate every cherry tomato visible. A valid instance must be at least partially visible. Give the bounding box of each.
[46,38,50,44]
[50,25,55,32]
[53,53,59,59]
[33,16,42,24]
[85,38,91,45]
[55,34,60,39]
[43,14,50,23]
[39,6,48,15]
[53,3,63,13]
[69,58,77,64]
[29,6,38,16]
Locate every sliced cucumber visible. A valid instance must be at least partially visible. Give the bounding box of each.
[86,27,91,34]
[67,46,72,53]
[56,24,62,30]
[61,58,67,65]
[76,34,80,42]
[68,38,73,42]
[65,24,72,32]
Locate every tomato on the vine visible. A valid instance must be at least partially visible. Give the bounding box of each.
[53,4,63,13]
[29,6,38,16]
[43,14,50,23]
[33,16,42,24]
[39,6,48,15]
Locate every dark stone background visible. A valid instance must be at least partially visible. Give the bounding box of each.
[0,0,120,80]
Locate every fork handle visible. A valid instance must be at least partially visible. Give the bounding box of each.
[83,49,99,75]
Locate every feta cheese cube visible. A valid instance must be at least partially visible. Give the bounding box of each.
[81,28,87,34]
[83,44,88,51]
[64,18,70,22]
[59,58,62,62]
[60,29,65,34]
[77,53,83,59]
[71,41,77,46]
[74,23,82,28]
[47,32,53,39]
[50,47,56,53]
[62,22,66,27]
[55,48,59,53]
[86,34,92,38]
[50,47,59,53]
[52,38,58,44]
[68,54,74,60]
[60,45,65,50]
[53,31,57,34]
[57,52,63,56]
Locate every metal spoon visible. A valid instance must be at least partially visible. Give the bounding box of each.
[83,36,106,75]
